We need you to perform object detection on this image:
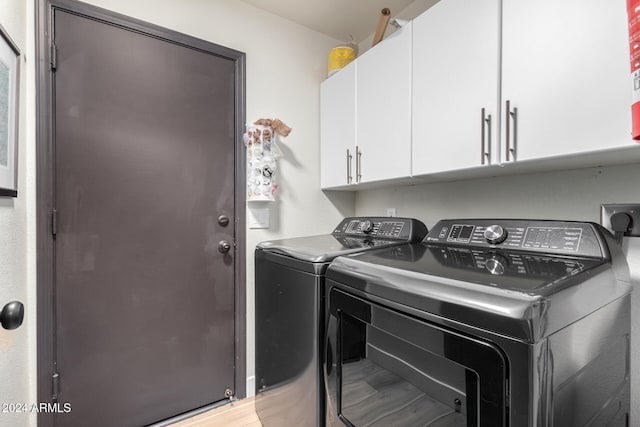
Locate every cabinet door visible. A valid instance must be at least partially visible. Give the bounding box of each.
[412,0,500,175]
[356,24,412,183]
[320,62,356,189]
[502,0,632,162]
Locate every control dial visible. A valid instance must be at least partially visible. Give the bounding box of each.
[484,224,508,244]
[361,220,374,234]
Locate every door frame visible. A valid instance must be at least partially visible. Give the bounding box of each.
[35,1,247,425]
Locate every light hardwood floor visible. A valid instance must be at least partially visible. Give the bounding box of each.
[170,397,262,427]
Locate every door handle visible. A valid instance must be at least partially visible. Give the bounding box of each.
[218,240,232,254]
[481,108,492,165]
[356,147,362,183]
[347,149,352,184]
[505,100,518,161]
[0,301,24,330]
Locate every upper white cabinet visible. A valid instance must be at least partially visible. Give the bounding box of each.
[412,0,500,174]
[321,0,638,190]
[320,61,356,189]
[356,23,412,184]
[320,24,412,189]
[501,0,631,162]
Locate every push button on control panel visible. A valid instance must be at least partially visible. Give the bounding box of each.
[523,227,583,252]
[438,227,448,239]
[374,221,405,237]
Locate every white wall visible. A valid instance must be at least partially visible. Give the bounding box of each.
[76,0,355,398]
[355,163,640,422]
[355,164,640,224]
[0,1,37,426]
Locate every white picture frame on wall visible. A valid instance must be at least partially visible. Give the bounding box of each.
[0,23,20,198]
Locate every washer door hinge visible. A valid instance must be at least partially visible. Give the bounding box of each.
[50,42,57,71]
[52,372,60,400]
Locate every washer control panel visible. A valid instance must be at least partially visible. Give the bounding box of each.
[425,219,606,258]
[333,217,427,242]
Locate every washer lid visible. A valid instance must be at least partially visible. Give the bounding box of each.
[256,234,401,263]
[256,217,427,264]
[326,244,630,342]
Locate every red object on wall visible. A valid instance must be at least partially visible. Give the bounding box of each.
[628,0,640,139]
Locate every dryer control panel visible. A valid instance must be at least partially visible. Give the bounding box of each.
[424,219,607,258]
[333,217,427,242]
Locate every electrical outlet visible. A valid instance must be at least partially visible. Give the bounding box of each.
[600,204,640,237]
[386,208,397,217]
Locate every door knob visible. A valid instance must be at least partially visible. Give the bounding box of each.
[218,240,232,254]
[0,301,24,330]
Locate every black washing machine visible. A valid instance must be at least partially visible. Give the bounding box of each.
[325,219,631,427]
[255,217,427,427]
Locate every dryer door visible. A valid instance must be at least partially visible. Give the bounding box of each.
[325,287,508,427]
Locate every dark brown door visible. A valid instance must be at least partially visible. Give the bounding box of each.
[53,9,237,426]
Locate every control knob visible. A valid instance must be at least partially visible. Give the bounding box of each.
[361,220,374,234]
[484,224,508,244]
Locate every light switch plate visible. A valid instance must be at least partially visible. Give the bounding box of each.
[249,207,270,229]
[600,204,640,237]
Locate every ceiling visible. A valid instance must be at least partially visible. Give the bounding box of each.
[238,0,422,43]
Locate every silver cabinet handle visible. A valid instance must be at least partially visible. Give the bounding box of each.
[505,100,518,161]
[347,149,352,184]
[356,147,362,183]
[481,108,492,165]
